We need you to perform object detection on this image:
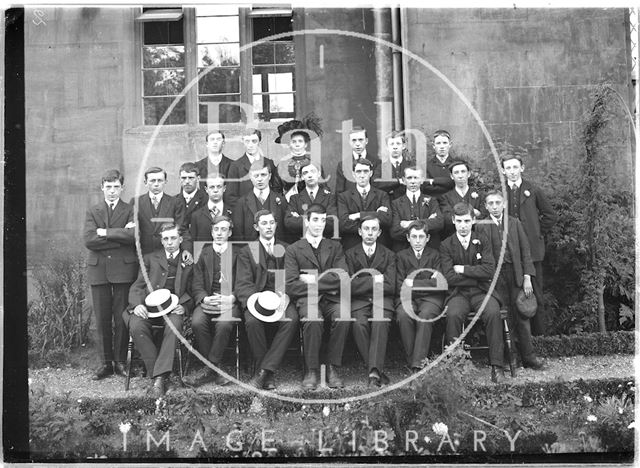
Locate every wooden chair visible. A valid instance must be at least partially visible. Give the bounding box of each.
[462,309,517,377]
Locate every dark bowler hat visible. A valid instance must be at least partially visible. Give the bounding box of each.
[516,289,537,318]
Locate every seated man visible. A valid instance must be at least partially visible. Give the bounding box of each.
[284,161,337,240]
[190,175,233,243]
[439,202,505,383]
[284,203,350,390]
[124,222,193,397]
[439,160,484,239]
[345,215,396,386]
[185,215,241,387]
[337,158,391,250]
[236,210,300,390]
[390,166,444,252]
[395,221,446,372]
[476,190,544,370]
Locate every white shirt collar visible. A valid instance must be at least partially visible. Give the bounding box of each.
[212,242,228,254]
[105,199,119,208]
[247,152,261,164]
[253,187,271,200]
[305,233,322,248]
[353,150,367,160]
[208,200,223,211]
[413,247,424,258]
[208,153,222,165]
[362,242,376,255]
[182,189,197,202]
[149,192,164,202]
[165,250,179,259]
[455,186,469,198]
[357,184,371,196]
[436,155,449,165]
[457,233,471,248]
[490,214,504,225]
[389,155,403,165]
[307,186,318,198]
[259,237,274,251]
[406,190,421,202]
[509,178,523,189]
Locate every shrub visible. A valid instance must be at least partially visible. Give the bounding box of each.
[531,331,634,358]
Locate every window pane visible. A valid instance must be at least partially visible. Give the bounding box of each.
[198,68,240,94]
[196,5,239,17]
[143,69,185,96]
[143,46,185,68]
[275,42,294,64]
[196,16,239,43]
[198,44,240,67]
[144,97,186,125]
[252,94,264,114]
[269,93,294,113]
[252,74,263,93]
[199,95,241,124]
[252,42,274,65]
[143,19,184,45]
[268,72,293,93]
[253,16,293,41]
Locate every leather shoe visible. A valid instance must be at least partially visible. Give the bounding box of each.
[523,357,545,370]
[183,367,216,387]
[92,364,113,380]
[113,362,127,377]
[379,372,390,386]
[491,365,504,384]
[250,369,269,389]
[214,371,230,386]
[327,365,344,388]
[264,371,276,390]
[302,369,318,390]
[153,375,165,397]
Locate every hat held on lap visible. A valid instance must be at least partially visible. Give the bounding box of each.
[247,291,289,323]
[516,289,537,318]
[145,288,179,318]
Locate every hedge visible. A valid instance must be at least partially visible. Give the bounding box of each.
[531,331,634,358]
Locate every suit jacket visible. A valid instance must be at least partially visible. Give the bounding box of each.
[84,199,138,285]
[284,187,337,239]
[371,157,413,200]
[127,248,193,312]
[189,203,234,242]
[345,243,396,312]
[226,154,283,208]
[130,193,192,255]
[337,186,392,250]
[284,238,348,303]
[194,154,233,183]
[509,179,558,262]
[439,187,486,238]
[334,154,381,193]
[395,246,445,305]
[232,190,288,242]
[235,240,289,309]
[177,188,209,229]
[424,156,455,196]
[192,243,240,305]
[475,216,536,288]
[390,193,444,251]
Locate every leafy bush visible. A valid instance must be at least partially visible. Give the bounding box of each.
[531,331,634,358]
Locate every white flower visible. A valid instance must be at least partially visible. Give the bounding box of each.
[344,403,351,411]
[470,192,478,199]
[583,395,593,403]
[476,253,482,260]
[28,378,32,386]
[423,436,431,444]
[618,407,624,414]
[77,399,82,403]
[587,415,597,422]
[422,197,431,206]
[471,239,480,245]
[322,406,330,417]
[432,422,448,436]
[323,189,331,195]
[523,190,531,197]
[119,422,131,434]
[275,197,281,205]
[628,421,635,429]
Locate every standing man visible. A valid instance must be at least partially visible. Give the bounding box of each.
[194,130,233,186]
[185,215,241,387]
[226,127,282,208]
[439,203,505,383]
[345,215,396,386]
[285,204,350,390]
[84,169,138,380]
[189,175,233,243]
[337,159,391,250]
[177,162,208,229]
[390,166,444,252]
[372,131,413,200]
[501,155,558,335]
[235,210,299,390]
[124,222,193,396]
[335,127,381,193]
[424,129,456,197]
[476,190,544,370]
[395,221,446,373]
[130,167,193,263]
[439,160,484,239]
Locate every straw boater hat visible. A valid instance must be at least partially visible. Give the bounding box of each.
[515,289,538,318]
[247,291,290,323]
[144,288,179,318]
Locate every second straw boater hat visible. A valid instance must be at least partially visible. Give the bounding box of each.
[144,288,179,318]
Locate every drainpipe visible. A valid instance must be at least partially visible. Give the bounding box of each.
[373,8,393,152]
[391,7,404,131]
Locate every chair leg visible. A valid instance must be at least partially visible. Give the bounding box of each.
[175,345,184,386]
[235,325,240,381]
[500,309,517,378]
[125,336,133,391]
[299,327,305,377]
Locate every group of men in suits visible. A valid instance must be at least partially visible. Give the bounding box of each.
[84,126,557,394]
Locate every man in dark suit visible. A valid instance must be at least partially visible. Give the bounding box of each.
[501,155,558,335]
[285,161,337,240]
[476,190,544,370]
[439,160,485,239]
[177,162,209,229]
[439,202,505,383]
[194,130,233,187]
[226,127,282,208]
[284,203,350,389]
[345,215,395,386]
[335,126,381,193]
[236,210,299,390]
[424,129,456,197]
[390,166,444,252]
[372,131,413,200]
[185,215,242,387]
[232,161,287,243]
[337,159,391,250]
[124,222,193,397]
[395,221,446,372]
[84,169,138,380]
[190,175,233,243]
[130,167,193,263]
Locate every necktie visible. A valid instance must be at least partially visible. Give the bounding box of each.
[109,203,115,212]
[258,191,265,204]
[462,238,468,250]
[210,206,220,217]
[413,193,417,205]
[416,251,421,260]
[266,242,274,256]
[309,190,315,201]
[152,196,159,210]
[361,190,368,201]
